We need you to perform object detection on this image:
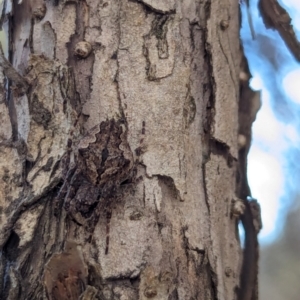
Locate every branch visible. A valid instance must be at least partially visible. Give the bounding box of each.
[258,0,300,62]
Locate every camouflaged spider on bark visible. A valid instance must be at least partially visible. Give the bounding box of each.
[56,119,134,241]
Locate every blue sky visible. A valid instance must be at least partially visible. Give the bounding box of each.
[241,0,300,243]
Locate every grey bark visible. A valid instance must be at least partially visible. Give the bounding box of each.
[0,0,258,299]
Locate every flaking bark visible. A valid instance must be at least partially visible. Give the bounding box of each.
[0,0,259,299]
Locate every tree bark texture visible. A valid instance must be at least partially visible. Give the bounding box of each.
[0,0,256,299]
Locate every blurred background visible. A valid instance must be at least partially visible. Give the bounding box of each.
[241,0,300,299]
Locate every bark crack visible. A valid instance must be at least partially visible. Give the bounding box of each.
[217,29,238,99]
[143,12,175,81]
[133,0,176,14]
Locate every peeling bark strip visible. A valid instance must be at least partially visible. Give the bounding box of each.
[0,0,258,299]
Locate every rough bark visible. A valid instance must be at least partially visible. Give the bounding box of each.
[0,0,256,299]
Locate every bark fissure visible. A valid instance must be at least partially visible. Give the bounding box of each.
[134,0,176,15]
[143,12,175,81]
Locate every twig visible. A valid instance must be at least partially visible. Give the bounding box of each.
[258,0,300,62]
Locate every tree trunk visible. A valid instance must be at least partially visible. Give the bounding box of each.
[0,0,258,299]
